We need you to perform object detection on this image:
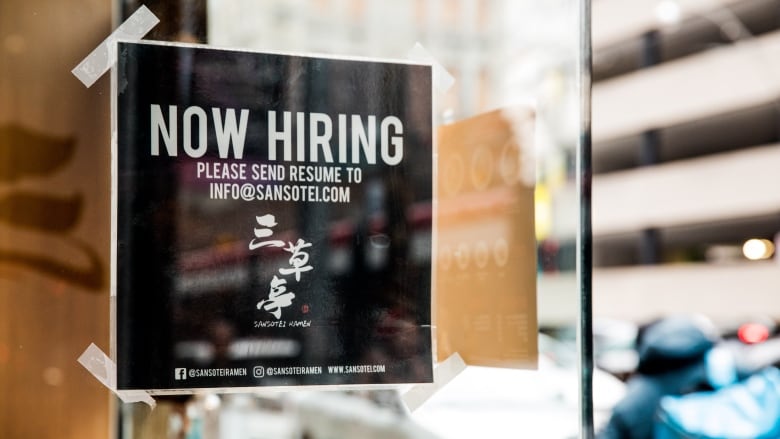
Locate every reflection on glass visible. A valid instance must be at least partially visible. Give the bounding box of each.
[116,0,587,438]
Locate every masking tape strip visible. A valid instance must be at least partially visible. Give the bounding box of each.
[407,43,455,93]
[402,352,466,412]
[72,5,160,88]
[78,343,156,408]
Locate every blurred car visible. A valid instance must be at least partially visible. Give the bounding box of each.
[410,333,626,439]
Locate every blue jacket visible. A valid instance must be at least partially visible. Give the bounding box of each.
[597,316,717,439]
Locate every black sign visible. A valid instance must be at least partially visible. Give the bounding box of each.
[114,41,433,390]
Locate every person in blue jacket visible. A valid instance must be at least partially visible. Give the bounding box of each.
[597,315,719,439]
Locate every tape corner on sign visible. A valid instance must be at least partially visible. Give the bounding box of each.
[78,343,156,409]
[72,5,160,88]
[401,352,467,412]
[407,42,455,93]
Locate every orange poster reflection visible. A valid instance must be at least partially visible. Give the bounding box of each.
[436,108,538,368]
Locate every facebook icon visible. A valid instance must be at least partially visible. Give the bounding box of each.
[174,368,187,380]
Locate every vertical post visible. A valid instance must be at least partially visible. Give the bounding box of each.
[578,0,595,437]
[640,228,661,265]
[638,31,662,271]
[641,29,661,68]
[640,129,660,167]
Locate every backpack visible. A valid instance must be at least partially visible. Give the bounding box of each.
[654,367,780,439]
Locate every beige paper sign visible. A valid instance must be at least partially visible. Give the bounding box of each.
[435,108,538,368]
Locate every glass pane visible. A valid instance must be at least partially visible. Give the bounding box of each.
[0,0,593,438]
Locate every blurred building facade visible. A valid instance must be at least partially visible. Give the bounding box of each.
[584,0,780,325]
